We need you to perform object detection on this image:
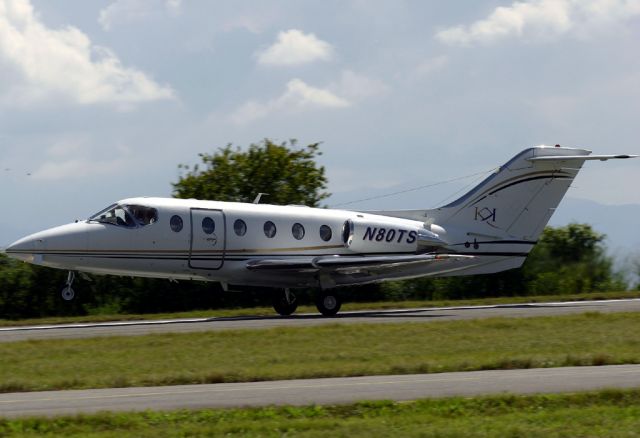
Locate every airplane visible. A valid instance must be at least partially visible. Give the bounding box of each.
[4,145,636,316]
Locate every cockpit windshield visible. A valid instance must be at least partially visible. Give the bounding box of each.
[88,204,158,228]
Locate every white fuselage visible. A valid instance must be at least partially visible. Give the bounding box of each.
[5,196,525,289]
[6,198,443,287]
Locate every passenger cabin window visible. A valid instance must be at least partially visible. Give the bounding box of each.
[234,219,247,236]
[202,217,215,234]
[264,221,276,238]
[320,225,332,242]
[292,223,305,240]
[170,215,183,232]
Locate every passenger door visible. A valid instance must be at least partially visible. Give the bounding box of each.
[189,208,225,269]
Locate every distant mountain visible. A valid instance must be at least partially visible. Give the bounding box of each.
[549,198,640,285]
[550,198,640,254]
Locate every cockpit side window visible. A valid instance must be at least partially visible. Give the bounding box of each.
[125,205,158,226]
[89,205,136,228]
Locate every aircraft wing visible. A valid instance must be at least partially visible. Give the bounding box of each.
[246,253,474,274]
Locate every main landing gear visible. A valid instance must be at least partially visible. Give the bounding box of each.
[315,291,341,317]
[271,289,343,317]
[272,288,298,316]
[60,271,76,301]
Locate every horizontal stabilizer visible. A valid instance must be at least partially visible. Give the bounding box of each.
[527,154,637,162]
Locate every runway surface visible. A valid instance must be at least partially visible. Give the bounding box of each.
[1,298,639,342]
[1,365,639,418]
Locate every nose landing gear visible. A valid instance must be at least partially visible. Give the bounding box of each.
[61,271,76,301]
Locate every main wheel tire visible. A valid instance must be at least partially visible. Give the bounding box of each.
[61,285,75,301]
[315,292,341,316]
[272,290,298,316]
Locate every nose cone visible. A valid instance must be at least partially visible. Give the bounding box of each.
[5,223,88,265]
[5,233,43,262]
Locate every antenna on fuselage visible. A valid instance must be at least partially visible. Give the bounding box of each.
[253,193,269,204]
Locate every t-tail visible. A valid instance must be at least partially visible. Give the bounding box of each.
[376,145,636,275]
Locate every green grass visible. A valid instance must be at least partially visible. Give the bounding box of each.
[0,290,637,327]
[2,389,640,436]
[2,312,640,393]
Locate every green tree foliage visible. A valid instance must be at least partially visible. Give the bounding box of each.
[380,223,626,299]
[522,223,625,294]
[0,254,76,319]
[173,139,329,206]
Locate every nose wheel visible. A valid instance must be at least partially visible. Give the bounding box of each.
[61,271,76,301]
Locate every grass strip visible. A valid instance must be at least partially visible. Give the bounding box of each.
[1,290,637,327]
[1,312,640,393]
[2,389,640,437]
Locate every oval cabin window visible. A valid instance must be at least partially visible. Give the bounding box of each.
[320,225,332,242]
[234,219,247,236]
[202,217,215,234]
[292,223,305,240]
[170,215,183,233]
[263,221,277,238]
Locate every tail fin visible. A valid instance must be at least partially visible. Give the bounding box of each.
[376,145,635,248]
[432,146,587,241]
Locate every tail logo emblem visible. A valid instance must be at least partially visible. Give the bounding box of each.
[474,207,496,223]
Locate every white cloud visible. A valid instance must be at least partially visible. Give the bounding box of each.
[0,0,174,106]
[222,15,270,34]
[99,0,181,30]
[229,71,388,124]
[230,78,350,124]
[32,158,126,181]
[436,0,640,46]
[329,70,389,101]
[99,0,152,31]
[257,29,333,66]
[31,140,131,181]
[165,0,182,16]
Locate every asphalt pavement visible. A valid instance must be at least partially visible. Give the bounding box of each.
[1,298,639,342]
[1,365,639,418]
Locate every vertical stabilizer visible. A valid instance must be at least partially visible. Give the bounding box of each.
[429,146,589,242]
[372,145,634,269]
[424,145,636,272]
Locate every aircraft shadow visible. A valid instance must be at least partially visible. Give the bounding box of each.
[204,302,591,323]
[0,302,597,333]
[206,310,452,322]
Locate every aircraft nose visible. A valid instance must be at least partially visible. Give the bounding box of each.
[5,222,88,265]
[5,233,46,262]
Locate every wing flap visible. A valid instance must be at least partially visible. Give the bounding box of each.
[246,254,474,273]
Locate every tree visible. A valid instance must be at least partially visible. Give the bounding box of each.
[173,139,329,206]
[378,223,626,299]
[521,223,625,294]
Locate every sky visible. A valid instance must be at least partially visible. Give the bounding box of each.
[1,0,639,254]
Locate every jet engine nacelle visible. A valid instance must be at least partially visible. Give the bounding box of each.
[342,218,446,254]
